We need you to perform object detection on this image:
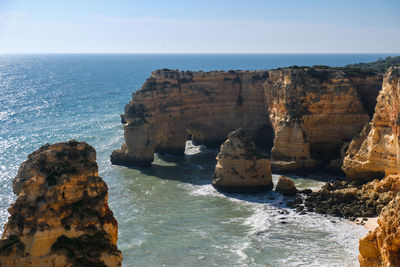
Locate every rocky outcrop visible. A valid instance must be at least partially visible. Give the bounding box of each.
[0,141,122,266]
[343,67,400,182]
[212,129,273,193]
[359,193,400,267]
[112,67,381,171]
[303,175,400,220]
[275,176,297,196]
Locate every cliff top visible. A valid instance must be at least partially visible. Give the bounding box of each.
[345,55,400,73]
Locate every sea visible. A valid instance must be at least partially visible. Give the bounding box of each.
[0,54,397,266]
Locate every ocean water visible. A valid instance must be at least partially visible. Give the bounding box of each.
[0,54,396,266]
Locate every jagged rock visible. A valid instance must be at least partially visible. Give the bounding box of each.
[359,193,400,267]
[275,176,297,196]
[112,68,381,171]
[304,175,400,219]
[212,129,273,193]
[0,141,122,267]
[343,67,400,182]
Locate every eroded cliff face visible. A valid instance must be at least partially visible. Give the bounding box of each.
[359,191,400,267]
[0,141,122,267]
[343,66,400,182]
[264,68,382,172]
[112,69,273,167]
[112,67,381,170]
[212,129,273,193]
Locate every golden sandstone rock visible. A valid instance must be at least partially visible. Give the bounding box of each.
[356,67,400,266]
[343,66,400,182]
[275,176,297,196]
[359,192,400,267]
[264,68,381,172]
[112,68,381,174]
[0,141,122,267]
[212,129,273,193]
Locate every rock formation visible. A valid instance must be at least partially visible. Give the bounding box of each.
[275,176,297,196]
[0,141,122,267]
[343,66,400,182]
[304,175,400,220]
[112,67,381,171]
[359,192,400,267]
[212,129,273,193]
[264,68,381,172]
[111,69,273,167]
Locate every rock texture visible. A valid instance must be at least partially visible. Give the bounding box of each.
[264,68,382,172]
[343,67,400,182]
[275,176,297,196]
[0,141,122,267]
[112,67,381,171]
[111,69,273,167]
[359,193,400,267]
[212,129,273,193]
[303,175,400,220]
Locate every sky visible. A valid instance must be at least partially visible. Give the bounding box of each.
[0,0,399,54]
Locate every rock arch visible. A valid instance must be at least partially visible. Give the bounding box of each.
[111,68,382,172]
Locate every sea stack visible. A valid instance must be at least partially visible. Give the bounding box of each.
[212,129,273,193]
[343,66,400,182]
[0,141,122,267]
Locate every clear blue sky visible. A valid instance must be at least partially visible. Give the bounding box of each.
[0,0,399,53]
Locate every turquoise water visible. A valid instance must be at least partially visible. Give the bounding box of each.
[0,54,396,266]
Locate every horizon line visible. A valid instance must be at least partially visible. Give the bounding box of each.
[0,52,399,56]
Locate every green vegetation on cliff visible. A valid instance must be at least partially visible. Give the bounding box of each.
[345,56,400,73]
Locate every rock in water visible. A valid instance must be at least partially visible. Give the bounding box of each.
[212,129,273,193]
[112,68,381,172]
[359,193,400,267]
[343,66,400,182]
[276,176,297,196]
[0,141,122,267]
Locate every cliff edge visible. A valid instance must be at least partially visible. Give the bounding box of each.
[343,66,400,182]
[112,67,381,172]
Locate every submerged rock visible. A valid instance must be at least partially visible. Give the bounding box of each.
[343,66,400,182]
[0,141,122,267]
[275,176,297,196]
[359,193,400,267]
[212,129,273,193]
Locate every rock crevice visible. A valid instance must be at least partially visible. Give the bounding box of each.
[343,66,400,182]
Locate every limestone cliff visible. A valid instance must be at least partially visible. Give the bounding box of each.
[212,129,273,192]
[111,69,273,167]
[264,68,381,172]
[359,192,400,267]
[112,67,381,171]
[0,141,122,267]
[343,66,400,182]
